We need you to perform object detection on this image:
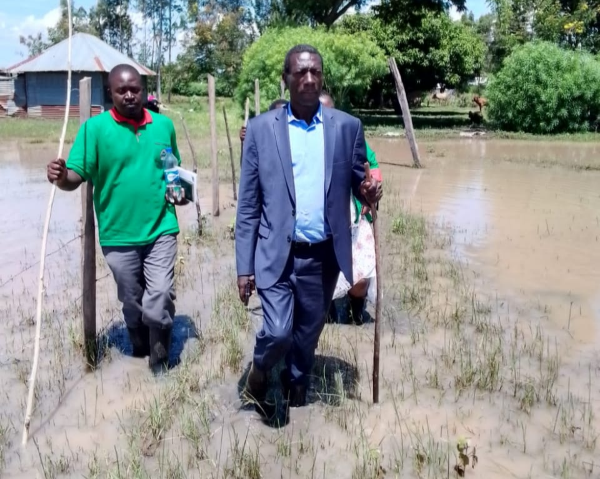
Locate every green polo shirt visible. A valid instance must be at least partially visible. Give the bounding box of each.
[67,109,181,247]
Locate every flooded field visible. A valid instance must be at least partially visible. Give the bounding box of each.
[1,137,599,478]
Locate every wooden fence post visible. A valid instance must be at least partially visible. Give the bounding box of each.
[254,79,260,115]
[79,77,96,368]
[388,57,422,168]
[208,74,219,217]
[179,115,203,235]
[222,105,237,201]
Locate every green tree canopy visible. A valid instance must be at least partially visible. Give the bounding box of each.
[486,41,600,133]
[339,10,485,91]
[234,27,387,112]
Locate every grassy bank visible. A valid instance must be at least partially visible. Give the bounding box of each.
[3,100,600,146]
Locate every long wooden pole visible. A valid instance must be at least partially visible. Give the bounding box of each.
[79,77,96,369]
[222,105,237,201]
[208,74,219,217]
[180,115,203,235]
[240,98,250,167]
[364,163,382,404]
[254,79,260,115]
[244,98,250,127]
[388,57,422,168]
[280,79,285,99]
[22,0,73,447]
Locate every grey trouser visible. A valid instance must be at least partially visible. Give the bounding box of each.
[102,234,177,330]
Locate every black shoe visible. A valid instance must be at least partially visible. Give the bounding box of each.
[280,369,307,408]
[128,325,150,358]
[149,327,172,375]
[326,301,337,324]
[349,296,366,325]
[244,363,268,404]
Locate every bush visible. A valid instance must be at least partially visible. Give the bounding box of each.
[486,42,600,134]
[234,27,387,113]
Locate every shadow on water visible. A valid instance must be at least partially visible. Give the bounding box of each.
[236,354,359,428]
[97,314,200,368]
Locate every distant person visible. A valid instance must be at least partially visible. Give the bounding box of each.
[319,92,382,324]
[146,96,160,114]
[46,64,188,375]
[239,99,288,143]
[236,44,382,415]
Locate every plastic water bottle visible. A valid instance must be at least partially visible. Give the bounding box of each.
[161,147,182,202]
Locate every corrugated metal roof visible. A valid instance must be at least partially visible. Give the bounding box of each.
[7,33,155,76]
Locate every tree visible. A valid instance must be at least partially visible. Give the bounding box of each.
[339,10,485,92]
[19,33,48,58]
[177,0,254,96]
[486,41,600,133]
[234,27,387,111]
[135,0,184,99]
[247,0,469,29]
[89,0,134,55]
[47,0,96,45]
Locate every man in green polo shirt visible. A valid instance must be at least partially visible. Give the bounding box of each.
[46,64,188,375]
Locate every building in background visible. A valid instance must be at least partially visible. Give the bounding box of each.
[5,33,155,119]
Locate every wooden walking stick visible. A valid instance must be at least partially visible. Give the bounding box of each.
[23,0,73,446]
[364,163,382,404]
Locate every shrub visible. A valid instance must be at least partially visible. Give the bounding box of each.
[486,42,600,134]
[234,27,387,113]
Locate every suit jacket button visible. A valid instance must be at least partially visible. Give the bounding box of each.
[287,235,292,243]
[292,209,296,216]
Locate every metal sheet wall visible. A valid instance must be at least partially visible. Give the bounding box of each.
[24,72,104,107]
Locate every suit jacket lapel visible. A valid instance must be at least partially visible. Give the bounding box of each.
[324,109,336,194]
[273,109,296,205]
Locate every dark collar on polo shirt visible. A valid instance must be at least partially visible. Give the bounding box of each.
[110,107,153,132]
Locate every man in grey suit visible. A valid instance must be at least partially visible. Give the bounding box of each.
[235,44,382,414]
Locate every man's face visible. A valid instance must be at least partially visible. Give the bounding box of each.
[284,52,323,109]
[110,70,143,118]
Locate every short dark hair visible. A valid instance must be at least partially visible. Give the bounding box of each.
[108,63,141,85]
[269,99,288,111]
[283,44,323,75]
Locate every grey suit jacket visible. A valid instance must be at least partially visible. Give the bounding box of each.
[235,105,367,290]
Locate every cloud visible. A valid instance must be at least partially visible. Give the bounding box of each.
[12,7,61,38]
[0,7,60,68]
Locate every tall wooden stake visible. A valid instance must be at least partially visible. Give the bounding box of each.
[240,98,250,167]
[222,105,237,201]
[254,79,260,115]
[180,115,203,235]
[280,79,285,99]
[208,74,219,217]
[79,77,96,369]
[388,57,422,168]
[244,98,250,126]
[364,163,382,404]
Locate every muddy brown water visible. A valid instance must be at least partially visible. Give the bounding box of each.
[370,138,600,344]
[1,137,600,477]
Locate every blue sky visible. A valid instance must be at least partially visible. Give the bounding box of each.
[0,0,491,69]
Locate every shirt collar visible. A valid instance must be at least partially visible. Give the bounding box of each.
[110,107,153,129]
[287,102,323,125]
